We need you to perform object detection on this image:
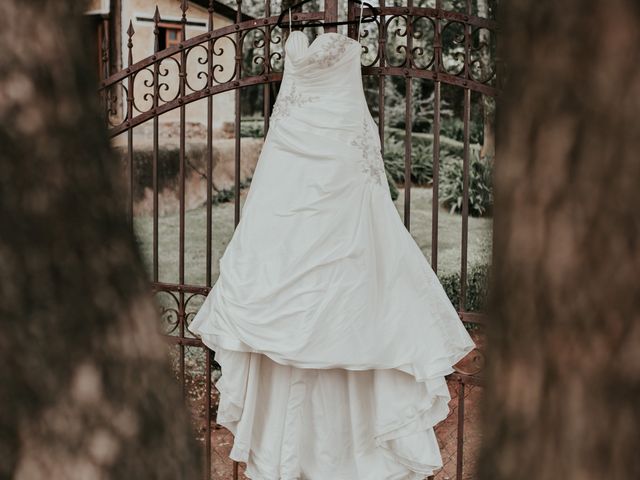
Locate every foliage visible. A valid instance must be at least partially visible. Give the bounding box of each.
[438,263,491,313]
[240,119,264,138]
[441,151,493,217]
[212,177,253,205]
[440,116,484,145]
[385,78,457,134]
[383,140,434,185]
[219,0,495,154]
[386,170,399,201]
[385,128,466,160]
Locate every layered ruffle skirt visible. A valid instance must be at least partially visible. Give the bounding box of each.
[188,106,475,479]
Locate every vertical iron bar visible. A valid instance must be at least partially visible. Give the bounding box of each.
[324,0,338,33]
[431,0,442,273]
[456,380,466,478]
[205,7,215,480]
[234,0,242,228]
[263,0,271,136]
[104,17,110,78]
[460,88,470,312]
[460,1,471,312]
[378,0,386,155]
[179,1,188,399]
[403,3,413,230]
[99,16,111,122]
[126,22,134,230]
[206,2,215,289]
[347,0,356,38]
[404,77,411,229]
[233,6,242,476]
[127,131,134,228]
[153,8,160,283]
[205,348,213,480]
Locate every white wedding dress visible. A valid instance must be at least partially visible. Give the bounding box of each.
[188,30,476,480]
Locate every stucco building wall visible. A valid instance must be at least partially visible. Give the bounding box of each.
[121,0,235,131]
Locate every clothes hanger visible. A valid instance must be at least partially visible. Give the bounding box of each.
[275,0,379,31]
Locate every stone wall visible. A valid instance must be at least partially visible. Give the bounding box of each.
[114,136,263,216]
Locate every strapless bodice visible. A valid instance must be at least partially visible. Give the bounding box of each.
[284,31,362,73]
[270,32,367,125]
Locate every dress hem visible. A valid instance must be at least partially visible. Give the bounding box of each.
[188,314,475,479]
[189,327,475,383]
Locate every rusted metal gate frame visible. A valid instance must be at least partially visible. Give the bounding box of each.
[98,0,497,478]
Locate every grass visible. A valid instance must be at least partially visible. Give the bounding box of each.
[394,187,492,275]
[138,186,492,352]
[133,186,492,288]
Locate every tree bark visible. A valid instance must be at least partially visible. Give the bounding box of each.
[0,2,202,479]
[479,1,640,479]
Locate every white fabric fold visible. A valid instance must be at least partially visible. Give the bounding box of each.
[188,30,476,479]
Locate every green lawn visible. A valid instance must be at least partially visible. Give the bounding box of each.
[133,186,492,288]
[394,187,492,274]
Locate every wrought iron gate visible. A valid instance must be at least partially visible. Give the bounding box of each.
[99,0,497,478]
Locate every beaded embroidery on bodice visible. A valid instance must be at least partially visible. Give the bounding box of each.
[284,31,360,70]
[351,117,387,185]
[271,31,387,186]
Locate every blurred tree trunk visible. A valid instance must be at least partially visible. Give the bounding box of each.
[0,2,202,479]
[479,1,640,479]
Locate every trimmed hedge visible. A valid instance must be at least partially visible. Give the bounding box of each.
[441,152,493,217]
[438,263,491,313]
[383,141,434,186]
[240,120,264,138]
[212,177,252,205]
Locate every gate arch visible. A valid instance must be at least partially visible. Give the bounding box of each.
[99,1,497,478]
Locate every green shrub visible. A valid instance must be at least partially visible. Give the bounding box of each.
[441,151,493,217]
[240,120,264,138]
[386,170,399,201]
[383,147,404,184]
[440,117,464,143]
[212,177,252,205]
[383,140,434,186]
[440,116,484,145]
[385,128,467,163]
[438,263,491,313]
[411,143,434,184]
